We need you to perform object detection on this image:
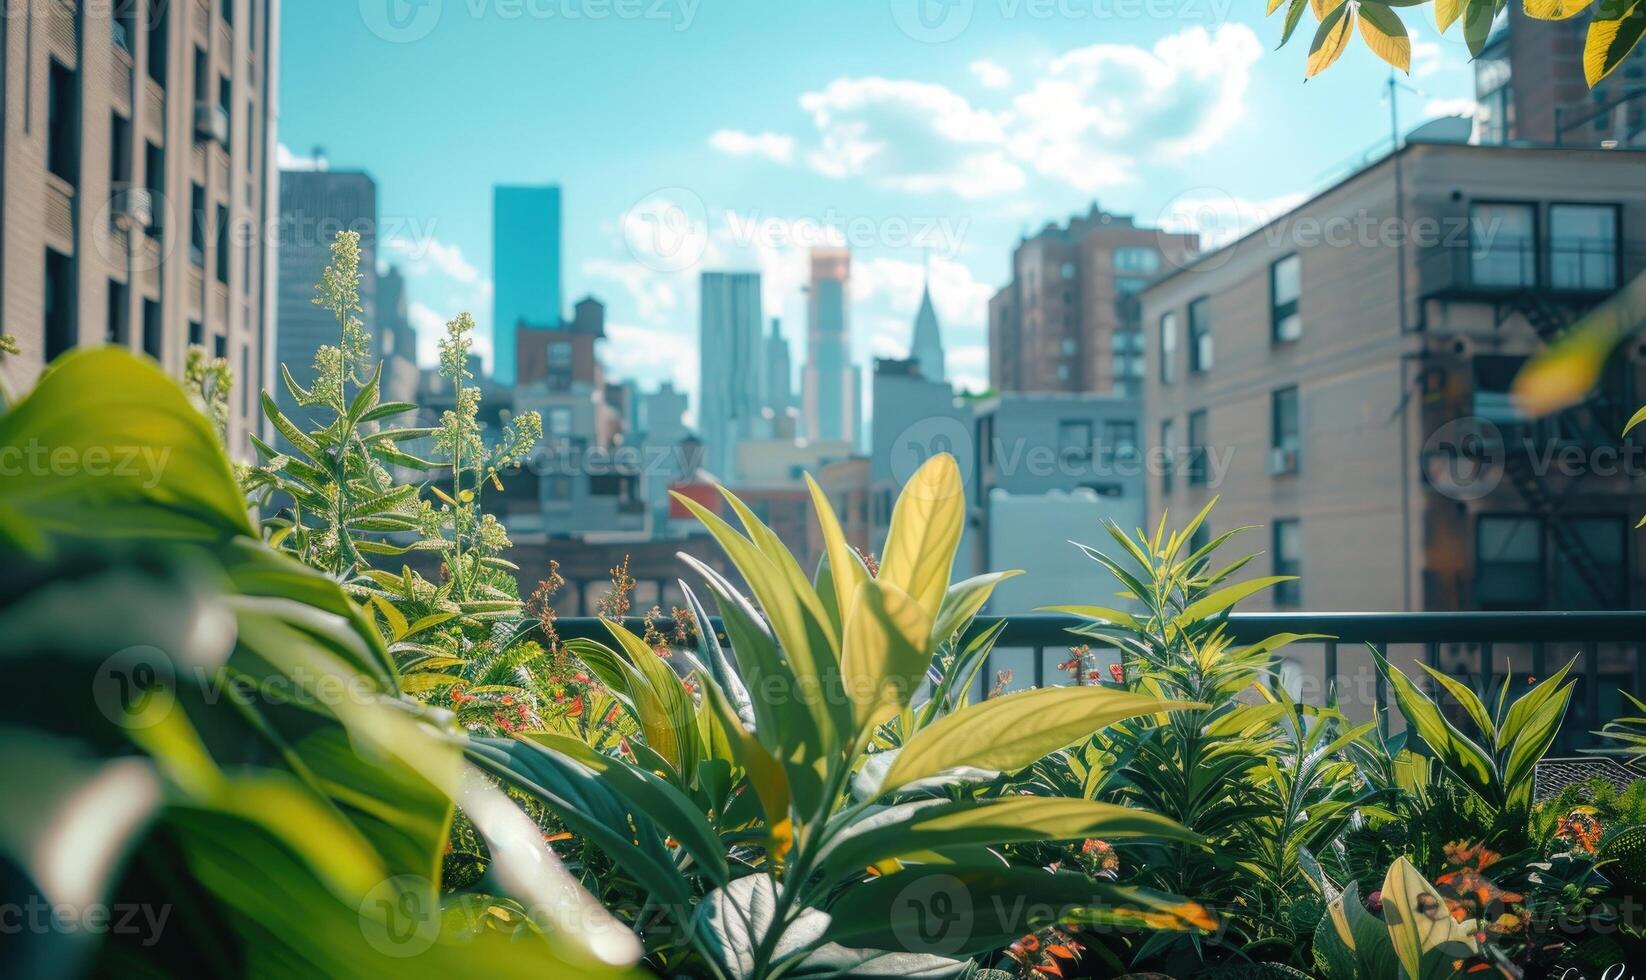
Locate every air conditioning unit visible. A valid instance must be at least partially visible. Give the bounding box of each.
[1268,445,1300,476]
[194,102,229,145]
[110,184,154,229]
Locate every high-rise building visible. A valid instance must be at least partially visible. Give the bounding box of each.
[989,205,1197,396]
[1474,5,1646,147]
[493,184,562,386]
[698,271,764,480]
[909,278,946,383]
[277,170,377,428]
[376,264,420,405]
[763,317,793,414]
[1,0,280,454]
[803,246,857,442]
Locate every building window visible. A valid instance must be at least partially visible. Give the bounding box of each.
[193,47,208,106]
[1102,419,1137,460]
[1554,516,1627,609]
[1273,519,1302,606]
[222,0,234,26]
[548,340,572,367]
[45,250,76,361]
[1188,297,1212,373]
[215,204,231,283]
[1058,420,1092,464]
[1469,202,1536,288]
[147,1,170,86]
[142,299,163,359]
[1270,386,1300,475]
[190,184,206,265]
[107,280,129,345]
[1187,408,1208,487]
[110,113,132,195]
[189,320,204,347]
[47,60,79,184]
[1271,254,1301,343]
[1475,515,1544,609]
[213,333,227,358]
[1113,247,1160,275]
[547,407,573,438]
[1158,312,1177,384]
[1114,276,1147,294]
[144,142,165,233]
[1160,418,1175,495]
[218,76,233,146]
[1549,204,1618,292]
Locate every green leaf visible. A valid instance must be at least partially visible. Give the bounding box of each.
[1376,652,1498,805]
[931,570,1022,647]
[841,578,932,733]
[881,687,1199,794]
[1175,575,1296,627]
[1381,857,1479,977]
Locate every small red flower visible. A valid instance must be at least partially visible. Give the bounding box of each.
[1108,663,1125,683]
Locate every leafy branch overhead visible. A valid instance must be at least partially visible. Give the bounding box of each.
[1269,0,1646,85]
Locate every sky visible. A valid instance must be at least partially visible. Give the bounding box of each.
[277,0,1478,419]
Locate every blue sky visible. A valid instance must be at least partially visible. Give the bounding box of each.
[279,0,1476,415]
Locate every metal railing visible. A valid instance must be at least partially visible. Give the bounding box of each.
[555,611,1646,752]
[1417,239,1643,300]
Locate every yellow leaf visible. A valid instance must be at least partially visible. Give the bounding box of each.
[1268,0,1287,12]
[1381,857,1479,977]
[1585,2,1646,86]
[1436,0,1466,31]
[876,454,964,620]
[1524,0,1595,19]
[1358,3,1412,71]
[1510,265,1646,416]
[1306,5,1355,77]
[805,472,869,636]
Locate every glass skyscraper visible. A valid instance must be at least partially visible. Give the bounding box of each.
[492,185,563,385]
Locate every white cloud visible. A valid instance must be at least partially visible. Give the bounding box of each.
[798,77,1026,198]
[1157,191,1308,251]
[708,129,797,165]
[730,25,1261,200]
[603,323,697,393]
[1005,25,1262,191]
[969,59,1012,89]
[1425,97,1479,119]
[582,257,684,324]
[276,143,328,172]
[384,235,482,285]
[853,254,992,331]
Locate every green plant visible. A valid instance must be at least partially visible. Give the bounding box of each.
[0,348,638,977]
[1311,858,1483,980]
[1045,504,1372,968]
[471,455,1219,977]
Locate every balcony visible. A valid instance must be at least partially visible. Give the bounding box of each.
[1417,238,1643,302]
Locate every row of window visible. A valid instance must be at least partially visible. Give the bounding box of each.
[1157,254,1299,386]
[1158,387,1301,493]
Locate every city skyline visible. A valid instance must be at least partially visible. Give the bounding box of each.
[276,0,1477,415]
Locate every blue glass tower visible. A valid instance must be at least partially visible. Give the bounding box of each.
[492,185,563,385]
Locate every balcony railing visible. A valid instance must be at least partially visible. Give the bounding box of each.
[553,611,1646,753]
[1418,239,1644,300]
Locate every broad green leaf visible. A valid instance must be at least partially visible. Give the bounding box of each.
[877,454,965,620]
[1585,1,1646,84]
[1381,857,1479,978]
[818,796,1200,885]
[1417,662,1496,741]
[702,679,794,863]
[602,619,701,780]
[881,686,1199,793]
[841,578,932,732]
[1377,652,1498,803]
[806,473,870,640]
[929,570,1021,647]
[1175,576,1296,626]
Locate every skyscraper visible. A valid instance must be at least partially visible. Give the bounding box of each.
[493,184,563,386]
[375,264,421,405]
[802,246,857,443]
[764,317,793,414]
[278,170,378,428]
[0,0,279,455]
[909,279,946,383]
[698,271,764,480]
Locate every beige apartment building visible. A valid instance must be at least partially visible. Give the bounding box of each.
[1,0,279,452]
[989,205,1197,397]
[1143,140,1646,614]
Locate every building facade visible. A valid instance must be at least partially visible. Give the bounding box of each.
[493,183,562,386]
[989,205,1197,397]
[1142,141,1646,617]
[375,263,420,405]
[276,169,376,428]
[2,0,280,453]
[802,245,858,443]
[698,270,764,480]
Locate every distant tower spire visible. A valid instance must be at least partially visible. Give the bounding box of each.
[909,264,945,383]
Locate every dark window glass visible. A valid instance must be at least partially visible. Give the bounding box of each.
[1549,204,1618,291]
[216,204,231,283]
[1158,312,1177,384]
[1271,254,1301,342]
[1273,520,1302,605]
[48,60,79,184]
[45,250,76,360]
[1160,418,1174,495]
[1187,409,1208,487]
[190,184,206,264]
[1188,297,1212,373]
[107,280,129,345]
[148,2,170,86]
[143,299,163,358]
[1476,515,1544,609]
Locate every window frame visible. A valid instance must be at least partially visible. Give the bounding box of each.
[1187,408,1208,487]
[1187,296,1212,374]
[1547,201,1620,294]
[1158,311,1178,385]
[1272,519,1302,606]
[1474,513,1547,610]
[1270,253,1301,344]
[1468,199,1539,290]
[1271,385,1300,453]
[1159,417,1175,495]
